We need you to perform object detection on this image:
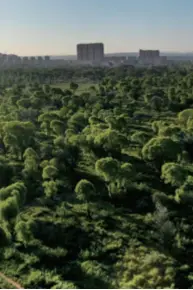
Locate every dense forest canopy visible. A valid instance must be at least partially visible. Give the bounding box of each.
[0,65,193,288]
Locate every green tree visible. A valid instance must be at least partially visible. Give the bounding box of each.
[95,157,120,182]
[150,96,163,111]
[175,175,193,204]
[43,180,58,198]
[94,129,128,152]
[75,179,96,202]
[23,148,39,178]
[161,162,188,187]
[70,82,79,92]
[3,121,35,159]
[68,112,88,133]
[178,109,193,125]
[131,131,150,145]
[0,196,19,220]
[50,120,65,135]
[38,112,59,135]
[42,165,58,180]
[15,220,35,245]
[115,246,176,289]
[0,182,26,207]
[142,137,181,166]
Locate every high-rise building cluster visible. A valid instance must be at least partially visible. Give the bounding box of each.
[0,43,170,69]
[21,55,50,64]
[76,43,168,67]
[138,49,167,66]
[0,54,51,68]
[77,43,104,62]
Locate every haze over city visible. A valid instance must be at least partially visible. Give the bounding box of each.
[1,0,193,56]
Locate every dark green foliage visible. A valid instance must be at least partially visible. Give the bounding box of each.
[75,179,96,202]
[0,196,19,220]
[0,182,26,206]
[0,66,193,288]
[142,137,181,166]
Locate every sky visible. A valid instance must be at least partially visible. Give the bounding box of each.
[1,0,193,56]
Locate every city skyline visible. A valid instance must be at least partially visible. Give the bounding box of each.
[1,0,193,56]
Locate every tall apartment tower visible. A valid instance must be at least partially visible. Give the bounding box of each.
[77,43,104,62]
[139,49,160,59]
[138,49,160,65]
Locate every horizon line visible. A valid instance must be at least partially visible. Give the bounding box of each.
[19,50,193,57]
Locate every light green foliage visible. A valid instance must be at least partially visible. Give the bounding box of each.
[0,196,19,220]
[75,179,96,201]
[68,111,88,132]
[42,165,58,180]
[3,121,35,152]
[158,125,182,139]
[15,220,35,245]
[154,202,176,246]
[1,66,193,289]
[38,112,59,123]
[38,112,59,134]
[52,281,77,289]
[178,109,193,125]
[131,131,150,144]
[175,175,193,204]
[17,98,31,108]
[161,162,188,187]
[152,120,168,134]
[43,180,58,197]
[80,260,110,288]
[54,136,65,147]
[23,147,39,160]
[119,162,133,187]
[187,118,193,130]
[25,269,65,288]
[40,160,49,168]
[142,137,181,163]
[49,158,59,168]
[50,119,65,135]
[95,157,120,182]
[23,157,38,174]
[115,246,176,289]
[0,182,26,206]
[94,128,128,151]
[23,148,39,177]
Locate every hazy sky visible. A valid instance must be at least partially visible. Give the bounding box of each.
[1,0,193,56]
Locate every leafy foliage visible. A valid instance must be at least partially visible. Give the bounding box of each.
[0,66,193,288]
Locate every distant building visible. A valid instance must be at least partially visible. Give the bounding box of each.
[22,57,29,63]
[139,49,160,65]
[139,49,160,59]
[160,56,167,65]
[125,56,137,65]
[77,43,104,62]
[44,56,50,61]
[104,56,126,62]
[138,49,167,66]
[77,44,85,61]
[37,56,43,62]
